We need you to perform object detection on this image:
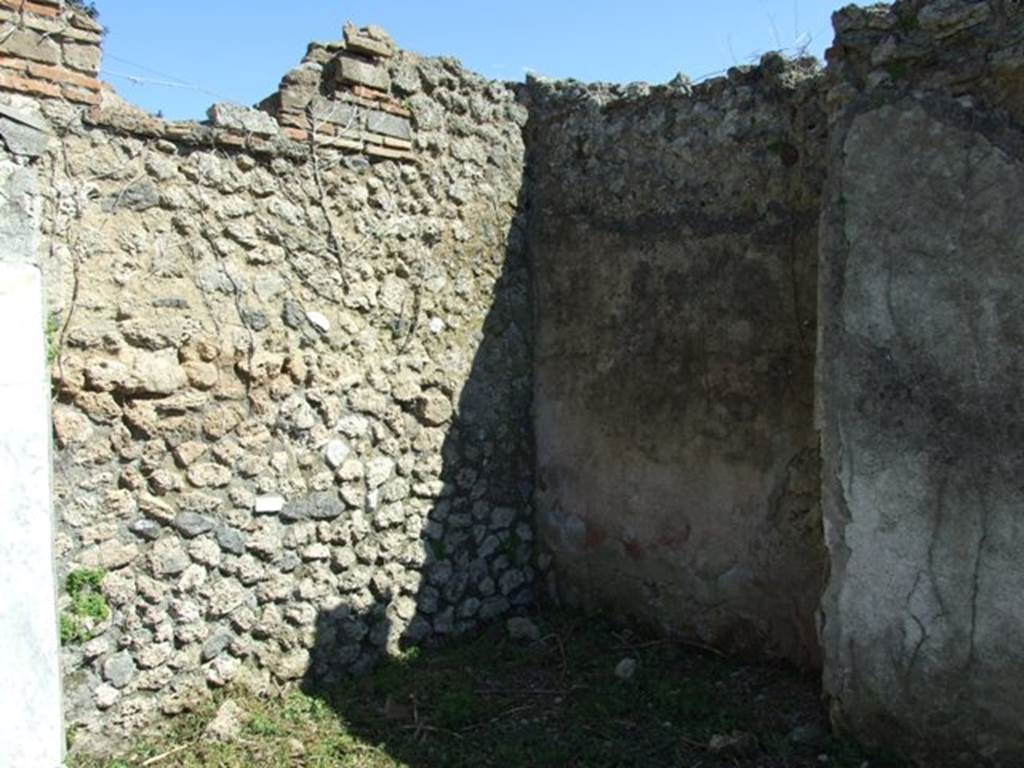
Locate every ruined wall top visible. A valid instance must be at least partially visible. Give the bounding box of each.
[826,0,1024,123]
[0,4,421,162]
[0,0,103,105]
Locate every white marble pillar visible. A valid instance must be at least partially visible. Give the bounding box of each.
[0,262,64,767]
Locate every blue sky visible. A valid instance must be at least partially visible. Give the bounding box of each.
[94,1,853,120]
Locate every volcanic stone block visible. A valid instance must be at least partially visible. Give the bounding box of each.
[0,27,60,65]
[366,109,411,140]
[343,23,394,59]
[207,102,280,138]
[309,97,359,128]
[334,54,390,93]
[62,41,100,74]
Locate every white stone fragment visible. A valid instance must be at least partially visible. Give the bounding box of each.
[254,494,285,514]
[306,311,331,333]
[324,439,351,469]
[614,657,637,681]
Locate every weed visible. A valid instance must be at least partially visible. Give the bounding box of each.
[67,0,99,20]
[434,684,480,729]
[60,614,89,645]
[245,713,281,738]
[886,61,910,80]
[896,11,919,33]
[45,312,60,366]
[66,612,910,768]
[498,527,523,560]
[60,568,109,646]
[428,538,447,560]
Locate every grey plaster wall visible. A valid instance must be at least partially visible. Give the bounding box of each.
[819,2,1024,764]
[525,59,828,666]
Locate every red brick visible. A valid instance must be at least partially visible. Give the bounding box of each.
[0,55,29,72]
[313,134,363,152]
[275,112,307,129]
[331,89,411,119]
[216,131,244,148]
[284,127,309,143]
[248,137,274,154]
[0,70,60,98]
[379,101,412,118]
[27,61,100,90]
[61,84,99,104]
[351,84,389,101]
[0,0,60,17]
[364,143,414,161]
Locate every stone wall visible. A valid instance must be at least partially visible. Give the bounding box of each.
[525,59,827,667]
[7,13,535,748]
[818,1,1024,764]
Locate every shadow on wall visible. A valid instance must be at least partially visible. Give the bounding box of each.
[300,186,536,696]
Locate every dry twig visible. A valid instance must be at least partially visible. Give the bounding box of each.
[140,743,191,766]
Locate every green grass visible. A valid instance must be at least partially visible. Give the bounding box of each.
[896,11,919,33]
[61,569,109,645]
[45,312,61,366]
[885,61,911,80]
[68,612,907,768]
